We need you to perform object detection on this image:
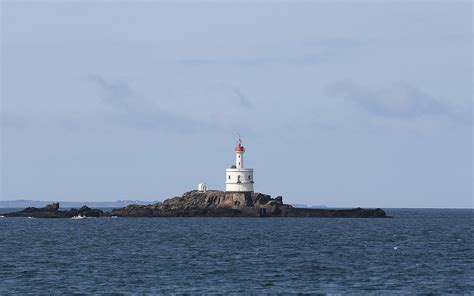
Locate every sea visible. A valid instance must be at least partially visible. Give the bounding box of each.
[0,209,472,294]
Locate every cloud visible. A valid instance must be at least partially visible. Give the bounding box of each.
[325,81,456,120]
[176,38,364,70]
[87,74,212,133]
[178,55,325,68]
[87,74,135,110]
[211,84,253,110]
[1,112,29,129]
[231,87,253,110]
[177,57,276,68]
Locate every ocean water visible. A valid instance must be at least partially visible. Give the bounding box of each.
[0,209,472,294]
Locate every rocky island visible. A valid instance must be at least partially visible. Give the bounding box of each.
[4,139,391,219]
[3,190,389,218]
[3,202,103,218]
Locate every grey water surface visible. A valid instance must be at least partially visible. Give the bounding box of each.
[0,209,472,294]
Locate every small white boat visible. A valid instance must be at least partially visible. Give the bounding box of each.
[0,215,5,218]
[111,216,118,218]
[71,213,87,220]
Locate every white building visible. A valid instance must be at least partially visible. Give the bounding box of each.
[225,137,254,192]
[198,183,208,192]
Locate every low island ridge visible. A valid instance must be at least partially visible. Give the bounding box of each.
[3,190,389,218]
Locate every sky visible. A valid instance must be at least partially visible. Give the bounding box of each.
[1,1,472,208]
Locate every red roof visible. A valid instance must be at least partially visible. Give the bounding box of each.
[235,143,245,152]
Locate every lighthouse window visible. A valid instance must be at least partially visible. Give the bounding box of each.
[248,175,251,180]
[238,155,240,158]
[238,162,240,166]
[228,175,230,180]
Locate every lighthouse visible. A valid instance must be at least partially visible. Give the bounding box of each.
[225,137,254,192]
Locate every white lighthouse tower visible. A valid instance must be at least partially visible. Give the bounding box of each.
[225,137,254,192]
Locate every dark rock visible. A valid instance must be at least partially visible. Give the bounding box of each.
[75,206,104,217]
[45,202,59,211]
[280,206,389,218]
[107,190,389,218]
[4,202,103,218]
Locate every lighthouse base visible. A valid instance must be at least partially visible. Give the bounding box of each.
[225,168,254,192]
[225,182,254,192]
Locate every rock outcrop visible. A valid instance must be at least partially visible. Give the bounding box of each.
[3,191,389,218]
[107,190,389,218]
[3,203,104,218]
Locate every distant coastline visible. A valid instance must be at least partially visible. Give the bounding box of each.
[0,200,157,208]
